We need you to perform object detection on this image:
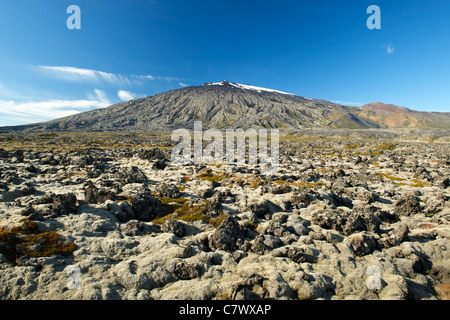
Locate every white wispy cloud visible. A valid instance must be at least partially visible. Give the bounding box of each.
[384,43,395,55]
[131,74,185,82]
[88,89,110,103]
[36,65,186,86]
[133,75,155,81]
[155,75,185,82]
[0,89,111,126]
[1,65,188,126]
[117,90,136,101]
[178,82,189,87]
[37,65,134,86]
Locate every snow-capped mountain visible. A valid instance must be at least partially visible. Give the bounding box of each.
[2,81,449,132]
[204,80,295,96]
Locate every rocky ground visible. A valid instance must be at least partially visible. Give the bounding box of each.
[0,133,449,300]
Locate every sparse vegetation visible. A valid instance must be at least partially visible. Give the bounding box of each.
[157,196,189,216]
[197,169,228,183]
[377,172,433,188]
[153,198,225,227]
[401,179,433,188]
[0,219,77,264]
[375,143,397,150]
[377,172,406,182]
[371,151,383,156]
[428,135,438,144]
[0,131,173,152]
[344,143,360,149]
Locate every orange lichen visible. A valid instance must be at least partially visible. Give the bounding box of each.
[435,283,450,300]
[0,219,76,264]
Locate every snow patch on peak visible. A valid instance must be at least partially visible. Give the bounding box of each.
[205,81,294,95]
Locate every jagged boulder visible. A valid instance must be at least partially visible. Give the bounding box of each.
[394,194,422,216]
[129,193,163,221]
[85,183,115,204]
[52,193,78,215]
[208,216,242,251]
[162,219,187,238]
[312,205,381,236]
[155,182,181,199]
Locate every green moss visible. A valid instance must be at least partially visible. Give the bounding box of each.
[153,199,225,227]
[159,196,188,206]
[16,231,77,258]
[197,169,227,182]
[175,200,209,223]
[0,219,76,264]
[298,181,325,189]
[158,196,189,216]
[371,151,383,156]
[273,179,324,189]
[377,172,406,182]
[376,143,397,150]
[410,179,432,188]
[11,219,41,235]
[379,173,432,188]
[209,214,227,228]
[344,143,360,149]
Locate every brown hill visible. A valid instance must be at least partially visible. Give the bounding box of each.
[359,102,450,128]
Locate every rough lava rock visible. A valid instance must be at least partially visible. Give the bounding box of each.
[208,216,242,251]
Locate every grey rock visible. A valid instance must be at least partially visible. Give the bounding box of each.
[393,223,409,242]
[354,187,379,204]
[379,276,410,300]
[129,193,163,221]
[205,195,223,218]
[266,214,289,237]
[287,246,317,263]
[231,274,264,300]
[270,184,292,194]
[310,231,326,241]
[208,216,242,251]
[196,187,214,198]
[152,159,167,170]
[106,201,129,222]
[162,219,187,238]
[155,182,181,199]
[169,258,201,280]
[437,177,449,189]
[120,220,161,236]
[294,273,335,300]
[346,232,378,257]
[394,194,422,216]
[85,183,115,204]
[312,205,381,236]
[138,148,166,161]
[263,272,296,300]
[290,189,317,209]
[249,200,271,219]
[251,235,268,255]
[52,193,78,215]
[113,260,155,291]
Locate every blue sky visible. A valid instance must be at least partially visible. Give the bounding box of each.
[0,0,449,126]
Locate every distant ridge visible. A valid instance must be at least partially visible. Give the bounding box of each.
[1,81,449,132]
[360,102,450,128]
